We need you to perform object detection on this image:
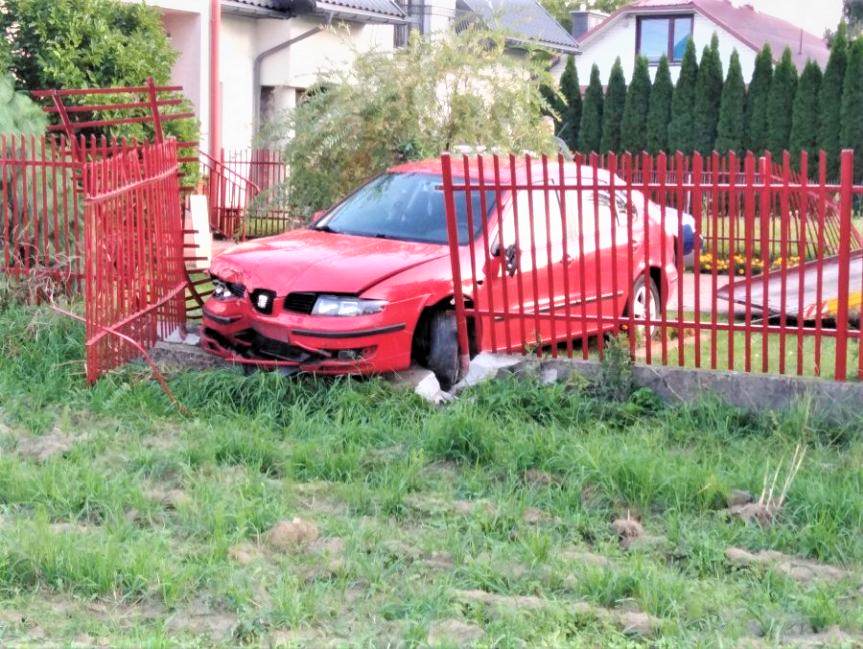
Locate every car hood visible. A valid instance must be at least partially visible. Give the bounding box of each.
[210,229,449,296]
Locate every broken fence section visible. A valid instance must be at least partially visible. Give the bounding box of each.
[83,139,187,383]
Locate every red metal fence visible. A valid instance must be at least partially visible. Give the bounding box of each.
[441,149,863,382]
[83,139,187,383]
[0,135,83,292]
[202,148,294,239]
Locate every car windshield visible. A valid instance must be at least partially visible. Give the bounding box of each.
[317,172,496,245]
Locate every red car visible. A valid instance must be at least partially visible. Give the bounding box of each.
[202,158,679,388]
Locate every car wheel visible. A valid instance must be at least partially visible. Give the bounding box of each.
[627,275,661,340]
[425,310,461,391]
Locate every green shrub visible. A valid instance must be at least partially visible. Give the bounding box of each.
[261,28,555,215]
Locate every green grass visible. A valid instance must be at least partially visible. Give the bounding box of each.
[0,301,862,647]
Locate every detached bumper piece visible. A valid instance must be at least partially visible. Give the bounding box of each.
[203,327,375,367]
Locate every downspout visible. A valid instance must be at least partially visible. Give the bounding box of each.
[252,12,334,137]
[210,0,221,162]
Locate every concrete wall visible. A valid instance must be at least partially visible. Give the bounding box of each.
[571,12,758,84]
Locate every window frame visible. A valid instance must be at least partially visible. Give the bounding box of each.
[635,14,694,64]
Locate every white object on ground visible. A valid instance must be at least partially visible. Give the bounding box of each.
[185,195,212,271]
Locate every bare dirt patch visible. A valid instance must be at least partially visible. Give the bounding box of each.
[427,618,485,646]
[453,589,659,636]
[264,518,320,552]
[15,428,76,462]
[144,487,191,510]
[560,548,613,568]
[725,547,851,584]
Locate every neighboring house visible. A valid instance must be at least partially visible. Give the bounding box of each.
[568,0,831,84]
[137,0,577,154]
[396,0,578,55]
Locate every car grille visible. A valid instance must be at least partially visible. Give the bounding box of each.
[284,292,317,314]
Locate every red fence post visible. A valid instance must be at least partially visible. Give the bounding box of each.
[441,153,471,377]
[834,149,854,381]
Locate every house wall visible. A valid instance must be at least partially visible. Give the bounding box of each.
[571,12,758,85]
[219,14,395,151]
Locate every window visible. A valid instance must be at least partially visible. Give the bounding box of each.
[636,15,693,63]
[501,190,563,268]
[563,191,624,252]
[320,173,495,245]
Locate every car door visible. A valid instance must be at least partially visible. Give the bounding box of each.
[560,188,631,339]
[480,188,564,352]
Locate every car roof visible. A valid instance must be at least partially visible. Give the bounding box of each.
[388,157,619,185]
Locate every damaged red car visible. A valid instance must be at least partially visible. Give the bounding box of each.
[202,158,681,388]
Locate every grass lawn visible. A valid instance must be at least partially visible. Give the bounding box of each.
[1,303,863,647]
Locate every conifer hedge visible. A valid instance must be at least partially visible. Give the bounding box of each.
[543,26,861,179]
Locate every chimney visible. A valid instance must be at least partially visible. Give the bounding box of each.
[571,3,608,40]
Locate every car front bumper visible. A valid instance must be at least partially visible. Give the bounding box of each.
[201,297,417,374]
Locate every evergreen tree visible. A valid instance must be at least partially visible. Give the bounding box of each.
[693,34,724,155]
[819,23,849,179]
[559,55,582,151]
[715,50,745,154]
[600,58,627,154]
[540,82,566,132]
[579,64,604,153]
[646,55,673,154]
[840,37,863,182]
[667,39,699,153]
[620,56,651,153]
[745,45,773,153]
[789,59,823,166]
[766,48,798,155]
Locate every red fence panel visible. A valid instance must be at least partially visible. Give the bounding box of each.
[442,150,863,382]
[83,140,186,383]
[0,135,83,293]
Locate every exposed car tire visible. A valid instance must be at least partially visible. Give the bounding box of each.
[425,310,461,391]
[625,275,661,340]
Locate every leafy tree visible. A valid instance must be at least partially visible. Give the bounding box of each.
[0,0,197,152]
[600,58,626,154]
[538,0,629,30]
[558,56,582,150]
[693,34,724,155]
[840,37,863,182]
[715,50,745,155]
[667,39,699,153]
[766,48,798,155]
[819,23,849,179]
[0,75,47,136]
[262,29,556,214]
[789,60,822,166]
[844,0,863,36]
[745,45,773,154]
[646,56,673,154]
[620,56,651,153]
[579,65,604,153]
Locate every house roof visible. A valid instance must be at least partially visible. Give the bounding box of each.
[579,0,829,69]
[458,0,580,54]
[223,0,406,22]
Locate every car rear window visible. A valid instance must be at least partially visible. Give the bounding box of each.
[317,172,496,245]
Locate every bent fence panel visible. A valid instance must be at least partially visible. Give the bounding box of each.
[83,140,186,383]
[442,150,863,382]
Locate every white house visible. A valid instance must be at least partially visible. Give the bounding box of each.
[136,0,578,156]
[569,0,832,84]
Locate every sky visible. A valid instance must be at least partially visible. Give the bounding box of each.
[749,0,843,37]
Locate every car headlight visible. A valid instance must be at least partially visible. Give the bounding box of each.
[312,295,387,317]
[212,277,245,300]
